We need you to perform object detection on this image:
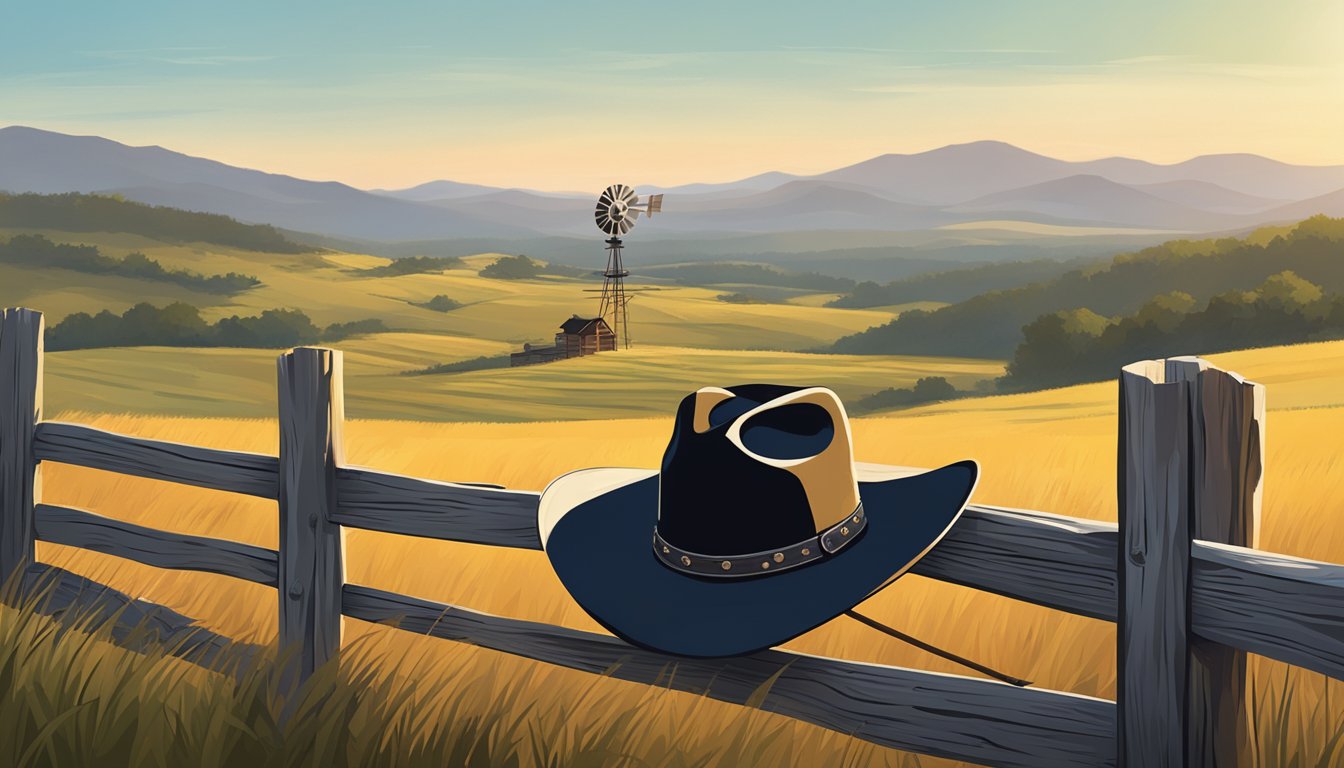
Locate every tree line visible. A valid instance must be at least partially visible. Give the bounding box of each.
[999,270,1344,390]
[832,215,1344,359]
[827,257,1092,308]
[636,262,854,292]
[2,234,260,295]
[47,302,386,351]
[0,192,312,253]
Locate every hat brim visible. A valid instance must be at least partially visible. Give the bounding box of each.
[539,460,978,657]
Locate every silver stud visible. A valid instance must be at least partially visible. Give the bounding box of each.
[721,561,732,571]
[773,553,784,563]
[662,546,670,554]
[681,555,692,566]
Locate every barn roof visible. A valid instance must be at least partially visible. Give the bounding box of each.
[559,315,611,335]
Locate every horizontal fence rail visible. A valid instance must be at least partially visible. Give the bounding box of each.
[1192,541,1344,681]
[34,421,279,498]
[4,306,1343,768]
[34,503,280,587]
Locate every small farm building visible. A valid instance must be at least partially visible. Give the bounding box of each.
[510,315,616,367]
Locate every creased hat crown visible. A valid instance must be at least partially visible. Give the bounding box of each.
[656,384,861,558]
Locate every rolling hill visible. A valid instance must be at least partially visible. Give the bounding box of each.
[7,128,1344,243]
[0,126,537,241]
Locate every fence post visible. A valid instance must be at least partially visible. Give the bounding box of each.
[0,308,43,584]
[277,347,346,688]
[1168,357,1263,767]
[1118,359,1193,767]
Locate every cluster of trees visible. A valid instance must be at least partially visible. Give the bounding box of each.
[479,255,586,280]
[638,263,853,292]
[360,255,464,276]
[1,234,260,294]
[47,302,386,351]
[0,193,310,253]
[832,216,1344,359]
[851,376,964,414]
[413,295,463,312]
[1000,271,1344,390]
[827,257,1092,308]
[716,292,766,304]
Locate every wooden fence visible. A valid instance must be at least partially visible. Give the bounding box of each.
[1,305,1342,767]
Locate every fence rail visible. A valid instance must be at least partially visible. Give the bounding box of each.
[3,305,1343,767]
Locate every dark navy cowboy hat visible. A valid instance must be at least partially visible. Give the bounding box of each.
[539,384,978,657]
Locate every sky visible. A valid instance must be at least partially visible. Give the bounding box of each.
[2,0,1341,191]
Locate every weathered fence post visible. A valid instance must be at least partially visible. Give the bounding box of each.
[277,347,346,688]
[1168,357,1264,768]
[1119,359,1193,767]
[0,308,43,585]
[1118,357,1263,767]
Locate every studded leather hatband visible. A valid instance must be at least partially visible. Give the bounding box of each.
[652,502,866,579]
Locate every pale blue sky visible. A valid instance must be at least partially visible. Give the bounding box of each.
[2,1,1340,189]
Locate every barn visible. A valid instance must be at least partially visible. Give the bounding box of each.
[510,315,616,367]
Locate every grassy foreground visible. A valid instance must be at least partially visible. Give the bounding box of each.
[20,341,1344,765]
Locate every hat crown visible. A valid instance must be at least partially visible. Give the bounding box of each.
[656,384,860,557]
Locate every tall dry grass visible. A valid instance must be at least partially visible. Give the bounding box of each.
[24,342,1344,765]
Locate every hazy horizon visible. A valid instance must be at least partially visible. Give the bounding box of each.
[3,1,1341,190]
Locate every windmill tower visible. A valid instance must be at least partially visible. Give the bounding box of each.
[593,184,662,350]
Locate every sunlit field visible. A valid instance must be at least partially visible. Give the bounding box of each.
[45,342,1003,421]
[26,341,1344,765]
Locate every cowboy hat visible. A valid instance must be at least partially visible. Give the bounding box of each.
[539,383,978,658]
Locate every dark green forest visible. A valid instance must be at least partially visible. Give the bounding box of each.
[827,256,1096,308]
[1,234,260,294]
[636,262,854,292]
[0,193,312,253]
[47,302,385,351]
[1000,270,1344,389]
[832,216,1344,360]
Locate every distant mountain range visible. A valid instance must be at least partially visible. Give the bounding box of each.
[3,126,1344,243]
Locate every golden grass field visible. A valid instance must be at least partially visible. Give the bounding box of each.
[29,340,1344,766]
[44,341,1003,421]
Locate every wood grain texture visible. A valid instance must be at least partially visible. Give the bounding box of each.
[19,562,264,671]
[1192,541,1344,681]
[277,347,345,685]
[1170,358,1262,767]
[34,503,278,586]
[342,582,1117,768]
[1117,361,1191,768]
[332,466,540,548]
[914,504,1118,621]
[33,421,279,498]
[0,307,42,580]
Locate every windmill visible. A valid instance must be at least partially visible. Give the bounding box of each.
[590,184,662,350]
